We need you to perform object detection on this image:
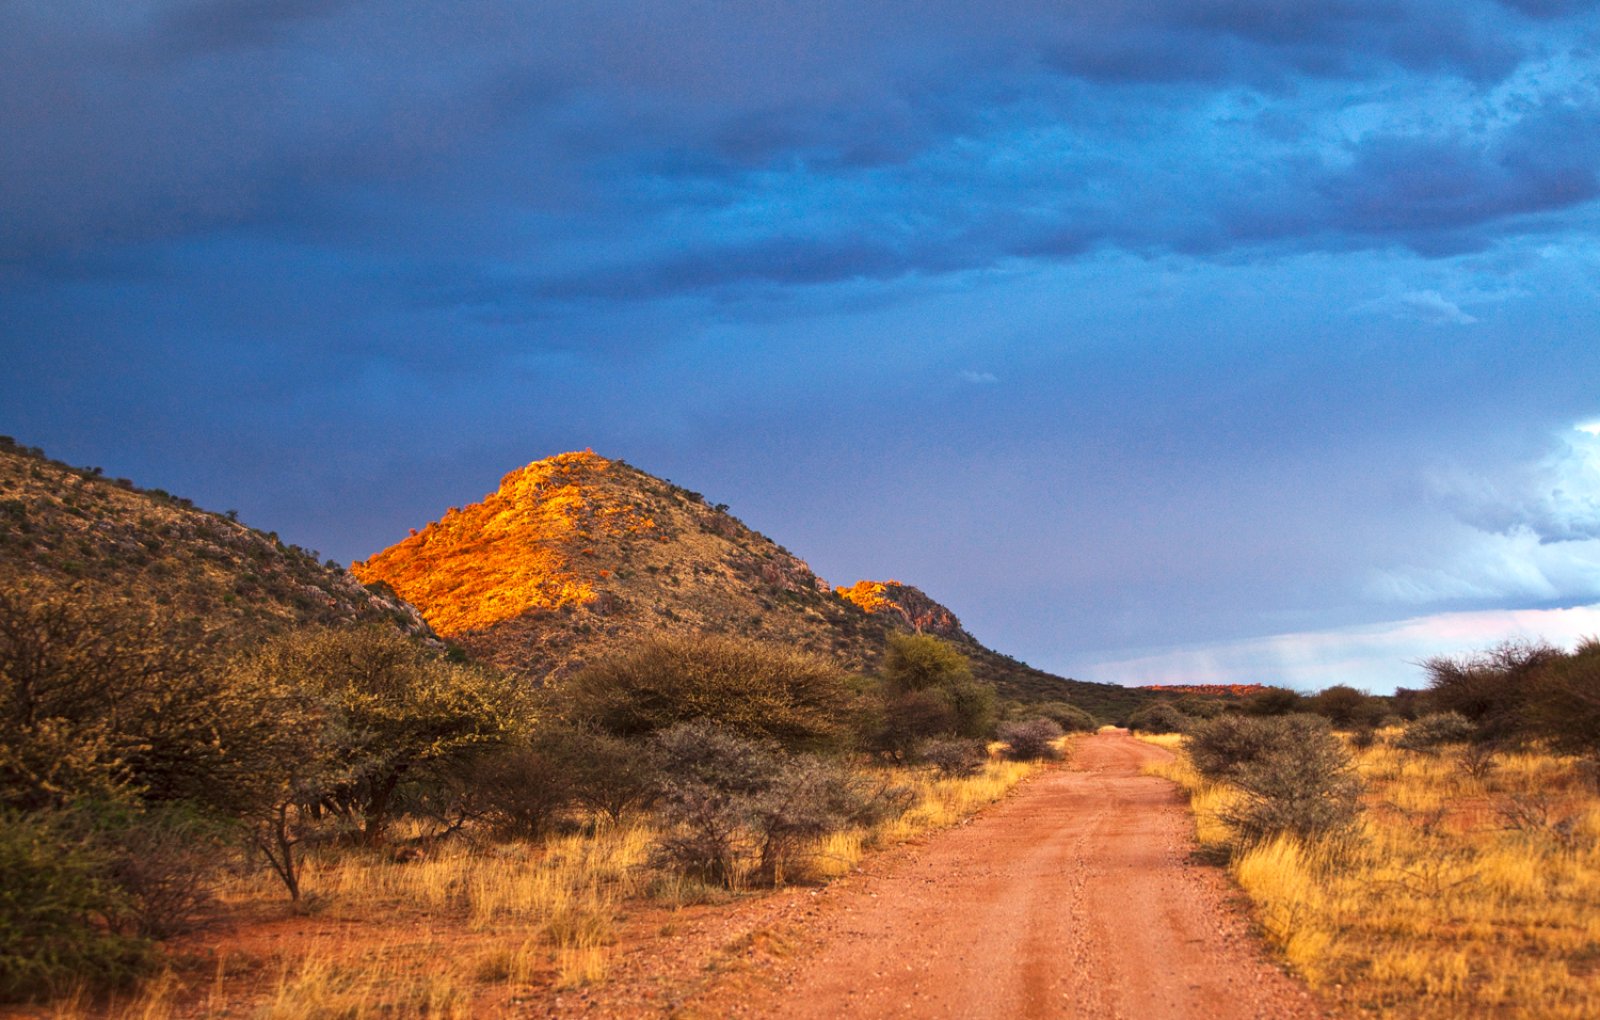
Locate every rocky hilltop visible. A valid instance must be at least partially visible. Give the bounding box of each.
[0,437,427,640]
[354,450,1154,714]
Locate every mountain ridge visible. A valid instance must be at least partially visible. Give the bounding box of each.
[353,449,1158,716]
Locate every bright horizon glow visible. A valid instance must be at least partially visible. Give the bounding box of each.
[1081,603,1600,694]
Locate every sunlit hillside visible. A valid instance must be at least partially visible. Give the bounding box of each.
[835,579,965,637]
[352,450,1147,711]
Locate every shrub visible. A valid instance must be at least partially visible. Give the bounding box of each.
[1220,731,1363,848]
[0,809,152,1002]
[1185,714,1330,782]
[649,722,900,887]
[864,635,997,757]
[1522,637,1600,758]
[1310,684,1384,729]
[551,727,661,822]
[1422,640,1560,744]
[650,722,780,885]
[1030,702,1098,733]
[915,737,988,777]
[1396,712,1476,754]
[0,589,235,813]
[561,634,851,752]
[105,804,227,938]
[945,678,999,739]
[867,689,958,760]
[1241,687,1306,716]
[998,719,1065,761]
[454,739,571,840]
[1125,702,1188,734]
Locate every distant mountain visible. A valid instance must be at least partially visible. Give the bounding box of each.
[353,450,1157,716]
[0,437,427,640]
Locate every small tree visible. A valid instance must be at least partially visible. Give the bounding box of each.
[881,632,973,693]
[237,627,527,844]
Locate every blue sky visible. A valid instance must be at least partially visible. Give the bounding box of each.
[5,0,1600,692]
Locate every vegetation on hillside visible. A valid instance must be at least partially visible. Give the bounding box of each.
[0,437,425,638]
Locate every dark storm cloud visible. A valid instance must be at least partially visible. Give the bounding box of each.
[2,0,1585,269]
[7,0,1600,687]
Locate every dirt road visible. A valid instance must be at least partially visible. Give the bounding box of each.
[685,730,1332,1019]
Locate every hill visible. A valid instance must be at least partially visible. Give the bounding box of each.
[0,436,427,639]
[352,450,1157,716]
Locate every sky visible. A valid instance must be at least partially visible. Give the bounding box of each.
[5,1,1600,693]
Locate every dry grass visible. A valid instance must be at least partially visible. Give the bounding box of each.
[1157,729,1600,1018]
[29,756,1039,1019]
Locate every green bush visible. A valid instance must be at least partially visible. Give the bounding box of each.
[998,719,1064,761]
[864,635,996,757]
[454,739,570,840]
[866,689,958,760]
[0,588,238,813]
[561,634,852,752]
[881,632,973,693]
[0,809,152,1002]
[549,727,662,822]
[1125,702,1188,734]
[1029,701,1097,732]
[234,626,528,843]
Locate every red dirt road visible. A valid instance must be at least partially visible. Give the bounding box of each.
[689,731,1334,1019]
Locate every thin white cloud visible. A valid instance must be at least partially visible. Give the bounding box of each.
[1083,603,1600,694]
[1355,289,1477,325]
[959,369,999,384]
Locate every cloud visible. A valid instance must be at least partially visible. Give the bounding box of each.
[1356,289,1479,324]
[959,370,999,384]
[1435,430,1600,544]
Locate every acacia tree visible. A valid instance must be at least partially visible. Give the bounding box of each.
[867,633,997,758]
[559,633,853,752]
[1423,640,1562,744]
[0,587,251,814]
[1524,638,1600,760]
[235,626,527,845]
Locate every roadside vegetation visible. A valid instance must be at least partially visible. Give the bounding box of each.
[0,594,1070,1016]
[1143,639,1600,1019]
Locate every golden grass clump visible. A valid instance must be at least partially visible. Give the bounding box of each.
[1161,729,1600,1018]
